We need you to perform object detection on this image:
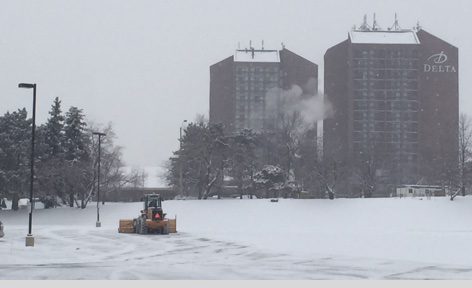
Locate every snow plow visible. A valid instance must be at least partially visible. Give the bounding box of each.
[118,194,176,234]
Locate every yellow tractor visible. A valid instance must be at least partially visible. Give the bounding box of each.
[118,194,176,234]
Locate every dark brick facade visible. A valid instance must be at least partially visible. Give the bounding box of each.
[209,48,318,133]
[416,30,459,185]
[324,29,459,197]
[210,56,235,130]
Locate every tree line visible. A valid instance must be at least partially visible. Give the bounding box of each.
[346,113,472,200]
[0,97,142,210]
[165,113,338,199]
[165,112,472,200]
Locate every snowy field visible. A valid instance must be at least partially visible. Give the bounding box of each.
[1,197,472,280]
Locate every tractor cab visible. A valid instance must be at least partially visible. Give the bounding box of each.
[142,194,165,221]
[144,194,162,210]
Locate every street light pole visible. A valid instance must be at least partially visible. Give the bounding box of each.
[179,120,187,196]
[18,83,36,247]
[92,132,106,228]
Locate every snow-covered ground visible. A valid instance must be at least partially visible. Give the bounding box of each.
[1,197,472,279]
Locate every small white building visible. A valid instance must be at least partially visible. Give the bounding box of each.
[396,185,446,198]
[18,198,30,209]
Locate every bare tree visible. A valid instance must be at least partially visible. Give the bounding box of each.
[278,111,304,183]
[315,136,348,200]
[227,129,258,199]
[72,122,129,208]
[452,113,472,200]
[354,151,377,198]
[127,167,148,188]
[167,122,229,199]
[315,156,343,200]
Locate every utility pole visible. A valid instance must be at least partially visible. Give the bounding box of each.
[92,132,106,227]
[18,83,37,247]
[179,120,187,196]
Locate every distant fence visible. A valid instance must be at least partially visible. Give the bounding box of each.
[104,187,177,202]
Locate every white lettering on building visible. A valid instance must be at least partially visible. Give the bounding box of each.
[424,51,456,73]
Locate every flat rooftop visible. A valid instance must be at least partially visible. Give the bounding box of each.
[234,49,280,63]
[349,30,420,45]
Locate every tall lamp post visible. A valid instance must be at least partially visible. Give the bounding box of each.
[179,120,187,196]
[92,132,106,227]
[18,83,37,247]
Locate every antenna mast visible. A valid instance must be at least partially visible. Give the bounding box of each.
[372,13,381,31]
[415,21,422,31]
[359,14,371,31]
[391,13,401,31]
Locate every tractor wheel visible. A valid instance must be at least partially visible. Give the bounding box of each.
[135,218,141,234]
[162,225,169,235]
[136,217,148,234]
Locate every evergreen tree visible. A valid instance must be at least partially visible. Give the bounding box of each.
[45,97,65,157]
[34,98,66,207]
[0,102,125,209]
[253,165,286,198]
[34,124,60,206]
[36,98,66,207]
[64,106,89,162]
[0,109,31,210]
[63,106,91,207]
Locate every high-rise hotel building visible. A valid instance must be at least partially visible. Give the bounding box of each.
[324,18,458,197]
[210,46,318,133]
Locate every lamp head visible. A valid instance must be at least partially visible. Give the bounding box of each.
[18,83,35,89]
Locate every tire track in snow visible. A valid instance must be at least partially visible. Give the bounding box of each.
[4,225,472,279]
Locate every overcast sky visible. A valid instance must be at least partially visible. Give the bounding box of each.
[1,0,471,169]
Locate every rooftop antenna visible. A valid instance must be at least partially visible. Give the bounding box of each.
[359,14,371,31]
[281,42,285,49]
[249,40,252,49]
[415,20,422,31]
[372,13,381,31]
[391,12,401,31]
[262,40,264,50]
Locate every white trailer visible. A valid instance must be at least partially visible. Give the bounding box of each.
[396,185,446,198]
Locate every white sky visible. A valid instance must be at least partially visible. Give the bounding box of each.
[1,0,471,169]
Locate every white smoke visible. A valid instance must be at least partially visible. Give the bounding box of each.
[265,77,333,129]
